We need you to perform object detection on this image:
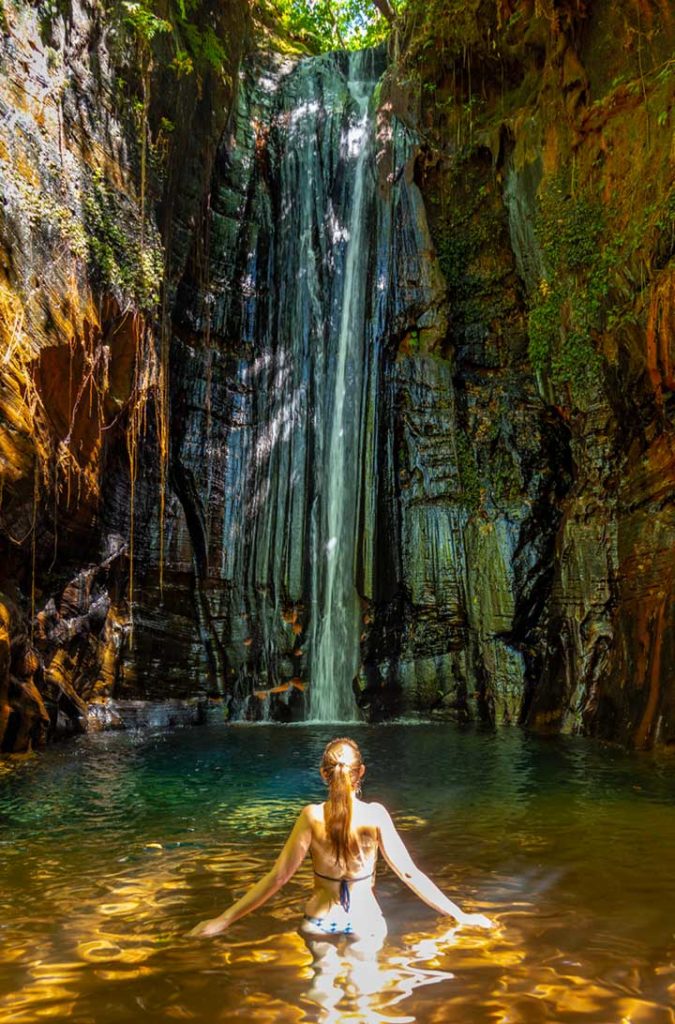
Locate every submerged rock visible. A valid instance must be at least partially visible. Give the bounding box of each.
[87,698,207,732]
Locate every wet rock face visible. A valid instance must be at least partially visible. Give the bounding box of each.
[134,49,567,728]
[0,0,250,749]
[0,0,151,751]
[365,140,573,725]
[0,0,672,749]
[406,0,674,745]
[141,47,457,719]
[0,541,127,752]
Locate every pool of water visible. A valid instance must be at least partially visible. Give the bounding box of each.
[1,722,674,1023]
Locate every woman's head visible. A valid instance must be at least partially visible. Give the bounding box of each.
[320,737,365,792]
[320,737,365,866]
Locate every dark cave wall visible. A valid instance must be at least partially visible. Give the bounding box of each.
[0,0,252,749]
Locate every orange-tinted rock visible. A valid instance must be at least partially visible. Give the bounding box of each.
[0,601,11,749]
[6,679,50,753]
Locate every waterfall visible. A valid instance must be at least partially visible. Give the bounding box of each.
[307,52,375,722]
[173,43,447,721]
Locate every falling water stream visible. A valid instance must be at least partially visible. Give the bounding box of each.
[179,43,451,723]
[308,54,374,723]
[207,48,399,722]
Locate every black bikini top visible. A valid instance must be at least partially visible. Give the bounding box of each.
[313,866,376,913]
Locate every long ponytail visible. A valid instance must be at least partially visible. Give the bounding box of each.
[321,737,363,867]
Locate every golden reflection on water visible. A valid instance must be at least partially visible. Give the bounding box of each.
[1,726,675,1023]
[3,845,672,1024]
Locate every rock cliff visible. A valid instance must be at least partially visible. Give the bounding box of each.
[0,0,672,750]
[399,0,673,746]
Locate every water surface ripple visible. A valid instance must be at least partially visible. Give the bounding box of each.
[1,723,674,1023]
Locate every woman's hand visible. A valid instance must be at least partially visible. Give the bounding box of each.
[187,915,229,938]
[456,911,494,929]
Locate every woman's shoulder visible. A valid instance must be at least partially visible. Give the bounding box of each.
[300,799,390,825]
[355,799,390,825]
[357,798,387,813]
[302,802,324,823]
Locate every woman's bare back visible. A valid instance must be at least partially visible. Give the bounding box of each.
[302,799,385,938]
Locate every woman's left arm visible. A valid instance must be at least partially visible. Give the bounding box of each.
[188,806,313,937]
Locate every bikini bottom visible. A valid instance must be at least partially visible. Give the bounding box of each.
[303,913,354,936]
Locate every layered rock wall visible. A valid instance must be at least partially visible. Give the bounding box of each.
[402,0,674,745]
[0,0,672,749]
[0,0,250,749]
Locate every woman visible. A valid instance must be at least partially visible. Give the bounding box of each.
[188,736,493,941]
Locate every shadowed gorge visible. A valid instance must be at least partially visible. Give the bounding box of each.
[1,3,675,1021]
[0,0,673,749]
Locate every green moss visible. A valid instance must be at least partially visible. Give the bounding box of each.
[454,429,480,511]
[492,447,521,507]
[527,159,675,407]
[527,175,606,405]
[15,177,89,261]
[432,161,510,338]
[179,17,228,71]
[83,169,163,310]
[536,178,604,274]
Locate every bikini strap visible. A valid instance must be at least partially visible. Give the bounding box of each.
[313,869,375,913]
[313,869,375,882]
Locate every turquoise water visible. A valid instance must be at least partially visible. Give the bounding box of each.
[1,722,674,1022]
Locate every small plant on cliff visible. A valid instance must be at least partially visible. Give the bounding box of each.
[114,0,224,88]
[528,175,606,406]
[83,169,163,310]
[121,0,171,44]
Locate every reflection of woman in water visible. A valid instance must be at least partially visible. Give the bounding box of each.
[188,736,493,944]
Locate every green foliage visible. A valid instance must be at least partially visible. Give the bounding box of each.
[121,0,172,44]
[535,178,604,274]
[180,19,227,71]
[83,170,163,310]
[166,0,230,75]
[14,175,89,261]
[527,176,606,406]
[263,0,394,51]
[433,167,510,336]
[170,47,194,77]
[114,0,230,79]
[527,284,561,373]
[528,164,675,409]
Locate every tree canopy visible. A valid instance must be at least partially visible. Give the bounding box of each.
[266,0,402,51]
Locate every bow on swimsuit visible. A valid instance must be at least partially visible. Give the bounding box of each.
[303,866,376,935]
[313,868,375,913]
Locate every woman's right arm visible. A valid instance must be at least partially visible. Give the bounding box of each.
[374,802,493,928]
